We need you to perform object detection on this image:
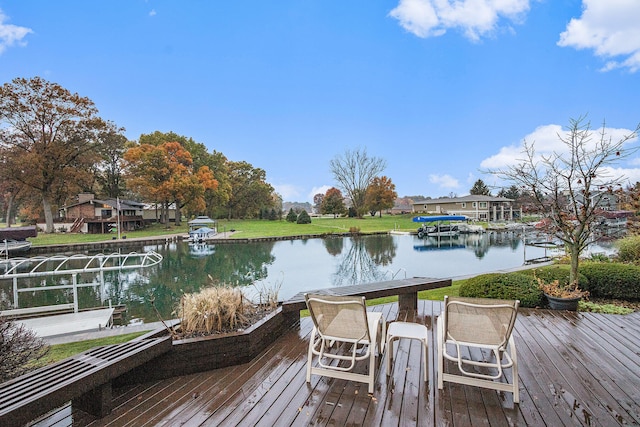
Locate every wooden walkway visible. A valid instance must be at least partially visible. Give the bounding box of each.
[41,300,640,427]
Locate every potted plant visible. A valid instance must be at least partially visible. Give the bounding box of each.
[537,278,589,311]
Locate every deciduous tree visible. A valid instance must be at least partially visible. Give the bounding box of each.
[124,141,217,225]
[93,129,128,198]
[0,77,110,232]
[226,161,274,219]
[313,193,324,214]
[489,116,640,286]
[330,148,386,218]
[321,187,346,218]
[0,317,49,382]
[138,131,230,219]
[365,176,397,217]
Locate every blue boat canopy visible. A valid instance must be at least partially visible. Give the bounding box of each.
[412,215,468,223]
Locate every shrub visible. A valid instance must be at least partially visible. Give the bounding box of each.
[579,262,640,300]
[296,210,311,224]
[459,272,543,308]
[615,235,640,263]
[578,300,633,314]
[588,253,611,263]
[0,317,49,382]
[286,208,297,223]
[517,264,589,289]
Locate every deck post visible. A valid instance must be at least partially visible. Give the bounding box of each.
[73,382,113,417]
[398,292,418,312]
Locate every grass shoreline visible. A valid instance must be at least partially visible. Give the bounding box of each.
[23,215,425,246]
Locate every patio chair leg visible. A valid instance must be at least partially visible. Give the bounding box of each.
[306,330,315,384]
[437,319,444,390]
[386,338,395,377]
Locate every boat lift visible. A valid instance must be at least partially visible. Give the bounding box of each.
[0,251,163,312]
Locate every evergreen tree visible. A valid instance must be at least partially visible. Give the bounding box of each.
[470,179,491,196]
[286,208,297,222]
[297,210,311,224]
[497,185,521,200]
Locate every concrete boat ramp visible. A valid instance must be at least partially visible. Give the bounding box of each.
[16,308,115,338]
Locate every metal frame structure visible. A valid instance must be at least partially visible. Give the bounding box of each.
[0,251,163,311]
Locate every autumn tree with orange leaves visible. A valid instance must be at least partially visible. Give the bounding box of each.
[321,187,346,218]
[365,176,397,217]
[0,77,112,232]
[123,141,217,225]
[138,131,231,220]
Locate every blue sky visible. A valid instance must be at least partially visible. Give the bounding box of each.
[1,1,639,203]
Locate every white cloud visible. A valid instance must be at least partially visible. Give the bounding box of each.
[466,172,476,184]
[389,0,530,41]
[149,9,157,17]
[480,122,640,179]
[429,174,459,188]
[273,183,301,202]
[0,9,32,55]
[309,185,331,200]
[558,0,640,72]
[604,166,640,186]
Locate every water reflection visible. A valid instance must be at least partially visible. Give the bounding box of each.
[333,235,396,286]
[0,233,615,322]
[413,233,519,259]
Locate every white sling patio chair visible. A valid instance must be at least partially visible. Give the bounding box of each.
[305,293,386,394]
[437,296,520,403]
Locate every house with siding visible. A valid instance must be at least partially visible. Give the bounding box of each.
[59,193,145,234]
[572,191,619,211]
[412,195,515,221]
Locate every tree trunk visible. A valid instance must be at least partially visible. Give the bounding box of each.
[175,202,182,226]
[5,194,15,227]
[162,202,169,226]
[569,244,580,287]
[42,195,54,233]
[159,202,166,224]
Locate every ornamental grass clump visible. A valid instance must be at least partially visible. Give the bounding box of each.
[177,285,249,335]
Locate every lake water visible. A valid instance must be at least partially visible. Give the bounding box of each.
[0,233,616,322]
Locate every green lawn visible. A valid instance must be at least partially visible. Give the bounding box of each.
[30,223,190,246]
[24,215,423,246]
[22,214,491,246]
[35,331,152,366]
[217,215,420,239]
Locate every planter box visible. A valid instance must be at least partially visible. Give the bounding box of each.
[115,307,296,385]
[544,293,581,311]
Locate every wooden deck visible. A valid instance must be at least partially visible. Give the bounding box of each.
[41,300,640,427]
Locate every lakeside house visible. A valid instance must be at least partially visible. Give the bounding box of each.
[58,193,145,234]
[412,195,515,221]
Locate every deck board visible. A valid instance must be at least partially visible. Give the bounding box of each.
[55,300,640,427]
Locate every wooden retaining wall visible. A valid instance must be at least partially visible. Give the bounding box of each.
[114,307,295,385]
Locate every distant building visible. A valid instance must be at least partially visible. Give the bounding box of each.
[59,193,145,233]
[412,195,515,221]
[387,198,414,215]
[572,191,619,211]
[142,203,177,222]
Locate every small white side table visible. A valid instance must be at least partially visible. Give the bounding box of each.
[386,321,429,382]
